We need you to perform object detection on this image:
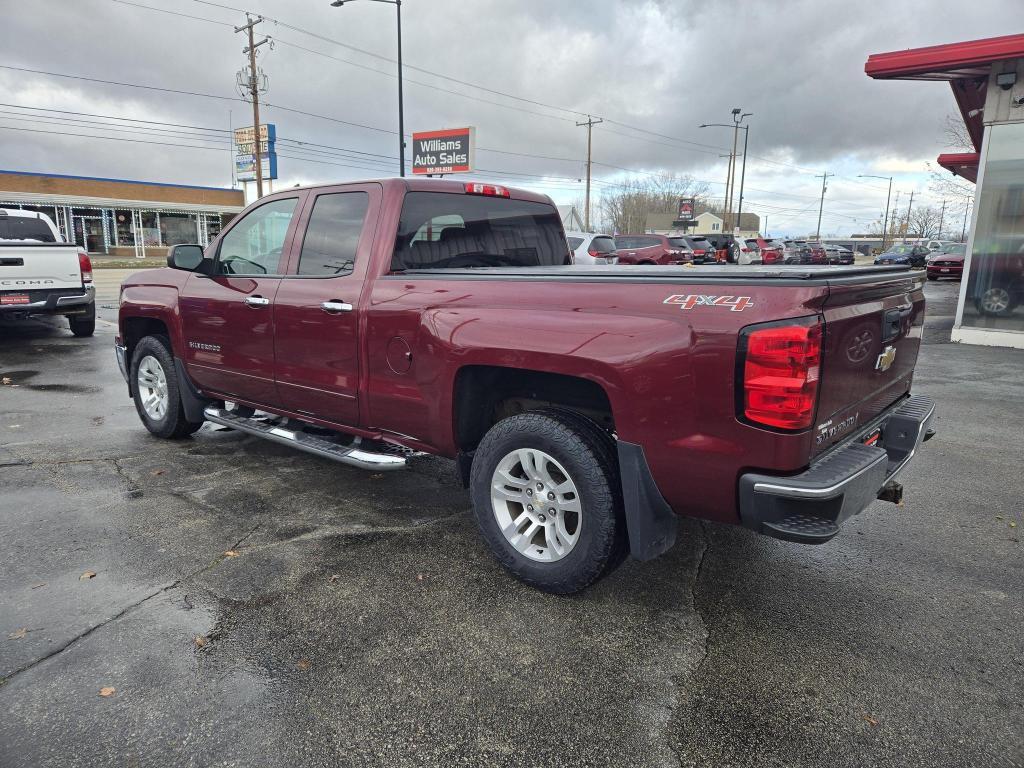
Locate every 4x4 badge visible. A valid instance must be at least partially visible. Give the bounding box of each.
[876,345,896,372]
[664,294,754,312]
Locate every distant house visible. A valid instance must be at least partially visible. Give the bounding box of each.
[557,204,585,232]
[645,209,760,238]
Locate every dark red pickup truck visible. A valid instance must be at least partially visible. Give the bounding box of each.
[116,178,935,593]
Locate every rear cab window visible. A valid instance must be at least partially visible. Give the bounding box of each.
[0,215,56,242]
[391,192,569,271]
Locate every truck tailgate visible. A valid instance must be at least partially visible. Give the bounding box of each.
[813,270,925,457]
[0,243,84,293]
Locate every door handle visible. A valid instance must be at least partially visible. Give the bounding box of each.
[244,295,270,307]
[321,300,354,313]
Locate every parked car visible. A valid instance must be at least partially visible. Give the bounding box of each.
[746,237,783,265]
[705,233,759,264]
[964,239,1024,316]
[925,239,955,252]
[823,244,855,265]
[926,243,966,281]
[875,244,930,268]
[805,242,828,265]
[566,231,619,265]
[614,234,691,265]
[116,177,935,594]
[0,208,95,336]
[683,235,715,264]
[781,239,809,264]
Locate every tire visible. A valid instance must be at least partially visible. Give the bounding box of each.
[130,335,204,439]
[69,302,96,337]
[469,408,627,594]
[975,286,1016,317]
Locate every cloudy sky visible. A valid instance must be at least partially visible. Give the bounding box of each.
[0,0,1004,235]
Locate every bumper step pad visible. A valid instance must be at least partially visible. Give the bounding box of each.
[762,513,840,543]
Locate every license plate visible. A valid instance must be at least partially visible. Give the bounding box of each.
[940,268,950,272]
[1,294,30,305]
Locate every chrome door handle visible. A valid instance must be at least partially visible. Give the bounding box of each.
[244,295,270,307]
[321,300,353,313]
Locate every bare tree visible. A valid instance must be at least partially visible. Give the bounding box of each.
[599,174,709,234]
[909,205,943,239]
[943,113,975,152]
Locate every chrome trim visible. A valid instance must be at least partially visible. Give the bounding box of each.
[0,285,94,311]
[320,300,354,313]
[243,295,270,307]
[55,285,95,306]
[753,451,889,499]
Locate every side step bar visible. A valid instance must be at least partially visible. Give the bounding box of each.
[203,407,407,471]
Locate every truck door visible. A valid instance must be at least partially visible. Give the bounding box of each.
[273,185,379,426]
[178,196,301,405]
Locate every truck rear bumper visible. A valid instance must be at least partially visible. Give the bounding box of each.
[0,286,94,315]
[738,394,936,543]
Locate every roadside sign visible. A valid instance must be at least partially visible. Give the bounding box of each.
[233,124,278,181]
[677,197,695,219]
[411,127,474,175]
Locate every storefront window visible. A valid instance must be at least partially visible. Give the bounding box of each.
[961,122,1024,332]
[160,213,199,245]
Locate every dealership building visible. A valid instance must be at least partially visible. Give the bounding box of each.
[867,33,1024,349]
[0,170,245,257]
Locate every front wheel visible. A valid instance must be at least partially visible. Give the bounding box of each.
[131,335,204,439]
[469,409,627,594]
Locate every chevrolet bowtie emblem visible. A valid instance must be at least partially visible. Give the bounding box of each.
[876,345,896,372]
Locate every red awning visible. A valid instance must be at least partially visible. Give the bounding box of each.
[937,152,980,183]
[865,33,1024,177]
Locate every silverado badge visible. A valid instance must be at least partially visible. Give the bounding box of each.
[875,345,896,372]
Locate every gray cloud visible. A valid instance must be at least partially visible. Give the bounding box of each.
[0,0,1003,233]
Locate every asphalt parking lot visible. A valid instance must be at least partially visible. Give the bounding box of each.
[1,277,1021,768]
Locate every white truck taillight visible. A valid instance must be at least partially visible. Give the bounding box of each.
[78,250,93,283]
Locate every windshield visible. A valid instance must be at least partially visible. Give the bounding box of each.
[0,215,56,242]
[392,192,569,270]
[887,245,911,255]
[943,244,967,255]
[590,236,616,253]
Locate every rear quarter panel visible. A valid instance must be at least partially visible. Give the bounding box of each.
[365,274,831,524]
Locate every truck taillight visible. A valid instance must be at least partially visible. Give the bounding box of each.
[464,183,510,197]
[78,251,93,283]
[739,320,822,430]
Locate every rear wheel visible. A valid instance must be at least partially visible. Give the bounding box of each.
[69,302,96,337]
[976,286,1015,317]
[131,335,204,439]
[470,409,626,594]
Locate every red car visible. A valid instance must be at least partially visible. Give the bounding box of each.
[748,237,784,265]
[806,242,829,265]
[613,234,691,265]
[926,243,966,280]
[115,177,935,594]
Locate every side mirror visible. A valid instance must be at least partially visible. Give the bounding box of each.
[167,244,207,272]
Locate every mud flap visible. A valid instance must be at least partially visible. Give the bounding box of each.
[617,440,678,560]
[173,358,212,423]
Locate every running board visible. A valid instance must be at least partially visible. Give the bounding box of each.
[202,407,407,471]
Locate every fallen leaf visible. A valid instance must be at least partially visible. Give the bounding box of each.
[31,582,46,589]
[7,628,28,640]
[194,635,207,648]
[99,686,116,697]
[329,574,340,582]
[296,658,311,671]
[1,377,11,385]
[151,469,165,476]
[80,570,97,580]
[996,515,1004,520]
[862,714,879,727]
[370,473,384,480]
[223,550,239,558]
[1011,522,1018,529]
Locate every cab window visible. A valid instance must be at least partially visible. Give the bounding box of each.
[216,198,298,275]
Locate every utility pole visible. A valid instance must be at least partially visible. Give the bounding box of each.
[891,191,901,243]
[735,124,750,228]
[814,172,833,241]
[726,117,741,230]
[938,198,947,239]
[903,190,915,238]
[235,14,270,199]
[961,200,971,241]
[763,215,768,238]
[576,115,602,231]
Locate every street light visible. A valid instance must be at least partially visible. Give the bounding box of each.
[701,111,751,234]
[331,0,405,177]
[858,174,893,249]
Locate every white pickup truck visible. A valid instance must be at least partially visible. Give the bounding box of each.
[0,208,95,336]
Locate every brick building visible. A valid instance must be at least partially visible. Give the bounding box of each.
[0,170,245,257]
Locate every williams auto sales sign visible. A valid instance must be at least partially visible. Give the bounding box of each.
[411,127,475,175]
